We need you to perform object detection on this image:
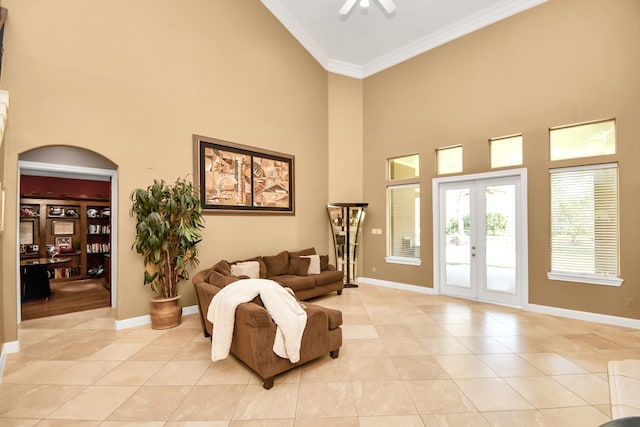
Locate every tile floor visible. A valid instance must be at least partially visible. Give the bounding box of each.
[2,282,640,426]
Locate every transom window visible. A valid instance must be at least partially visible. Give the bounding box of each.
[550,119,616,161]
[389,154,419,180]
[436,146,462,175]
[490,134,523,168]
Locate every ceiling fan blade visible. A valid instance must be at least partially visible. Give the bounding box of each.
[378,0,397,14]
[339,0,358,15]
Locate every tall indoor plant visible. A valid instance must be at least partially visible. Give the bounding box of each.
[131,177,204,329]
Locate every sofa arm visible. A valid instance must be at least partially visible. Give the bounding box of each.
[235,302,276,328]
[193,280,220,337]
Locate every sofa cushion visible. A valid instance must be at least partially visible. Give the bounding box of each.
[300,255,321,275]
[312,270,344,287]
[272,275,316,292]
[212,259,231,276]
[264,251,290,277]
[206,270,240,288]
[288,257,311,276]
[319,255,329,271]
[234,257,267,279]
[230,261,260,279]
[289,247,317,260]
[324,307,343,330]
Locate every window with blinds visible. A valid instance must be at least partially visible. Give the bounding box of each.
[387,184,420,262]
[549,163,621,285]
[386,154,420,265]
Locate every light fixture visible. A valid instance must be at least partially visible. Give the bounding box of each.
[339,0,396,16]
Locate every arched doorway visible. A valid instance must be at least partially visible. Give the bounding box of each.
[17,146,118,322]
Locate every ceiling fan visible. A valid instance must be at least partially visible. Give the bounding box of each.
[339,0,397,16]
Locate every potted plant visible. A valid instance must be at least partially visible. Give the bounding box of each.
[130,177,205,329]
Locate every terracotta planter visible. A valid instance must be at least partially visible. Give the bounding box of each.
[150,295,182,329]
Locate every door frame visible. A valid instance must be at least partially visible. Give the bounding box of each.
[16,160,118,323]
[432,168,529,307]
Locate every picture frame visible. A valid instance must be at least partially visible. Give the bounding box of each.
[193,134,295,214]
[52,220,75,235]
[20,220,34,245]
[54,236,73,252]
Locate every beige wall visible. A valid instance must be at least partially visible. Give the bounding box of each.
[328,73,363,202]
[0,0,330,342]
[362,0,640,318]
[2,0,639,348]
[0,117,5,348]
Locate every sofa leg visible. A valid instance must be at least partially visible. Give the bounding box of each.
[330,349,340,359]
[262,376,274,390]
[337,290,342,296]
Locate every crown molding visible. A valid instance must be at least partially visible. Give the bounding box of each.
[362,0,547,78]
[263,0,546,79]
[260,0,329,70]
[327,59,364,79]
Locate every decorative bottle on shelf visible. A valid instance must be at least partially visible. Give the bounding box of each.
[327,203,368,288]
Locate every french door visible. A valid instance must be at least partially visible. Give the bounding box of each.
[433,170,527,307]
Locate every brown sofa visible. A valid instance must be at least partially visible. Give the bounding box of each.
[192,255,343,388]
[194,247,344,302]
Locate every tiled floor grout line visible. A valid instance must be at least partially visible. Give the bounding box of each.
[3,286,638,424]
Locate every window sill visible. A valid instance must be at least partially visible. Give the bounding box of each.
[385,256,421,266]
[547,271,623,287]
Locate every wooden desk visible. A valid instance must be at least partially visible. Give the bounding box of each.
[20,257,71,301]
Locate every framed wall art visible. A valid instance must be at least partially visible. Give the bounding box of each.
[51,220,75,235]
[54,236,73,252]
[193,135,295,214]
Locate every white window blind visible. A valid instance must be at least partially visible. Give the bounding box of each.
[550,163,619,281]
[388,184,420,260]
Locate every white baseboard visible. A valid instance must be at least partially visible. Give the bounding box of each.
[526,303,640,329]
[0,341,20,384]
[358,277,438,295]
[359,277,640,330]
[114,304,199,330]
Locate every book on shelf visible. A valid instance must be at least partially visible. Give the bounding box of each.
[87,242,110,253]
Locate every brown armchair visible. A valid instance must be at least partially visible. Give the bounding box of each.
[193,272,343,389]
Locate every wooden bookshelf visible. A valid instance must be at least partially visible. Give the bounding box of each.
[19,198,111,283]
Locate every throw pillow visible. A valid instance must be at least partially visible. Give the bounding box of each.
[211,260,231,276]
[288,257,311,276]
[319,255,329,271]
[234,256,267,279]
[230,261,260,279]
[263,250,290,277]
[206,270,239,288]
[300,254,321,275]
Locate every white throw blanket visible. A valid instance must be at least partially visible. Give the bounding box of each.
[206,278,308,363]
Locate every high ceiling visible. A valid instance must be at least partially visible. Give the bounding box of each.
[261,0,547,79]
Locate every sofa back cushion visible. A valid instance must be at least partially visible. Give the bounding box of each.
[264,250,290,277]
[211,260,231,276]
[289,247,317,260]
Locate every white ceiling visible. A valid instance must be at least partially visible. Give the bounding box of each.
[261,0,546,79]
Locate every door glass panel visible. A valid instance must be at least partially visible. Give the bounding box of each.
[485,184,516,294]
[445,187,470,288]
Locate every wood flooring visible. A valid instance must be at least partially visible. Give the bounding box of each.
[20,278,111,320]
